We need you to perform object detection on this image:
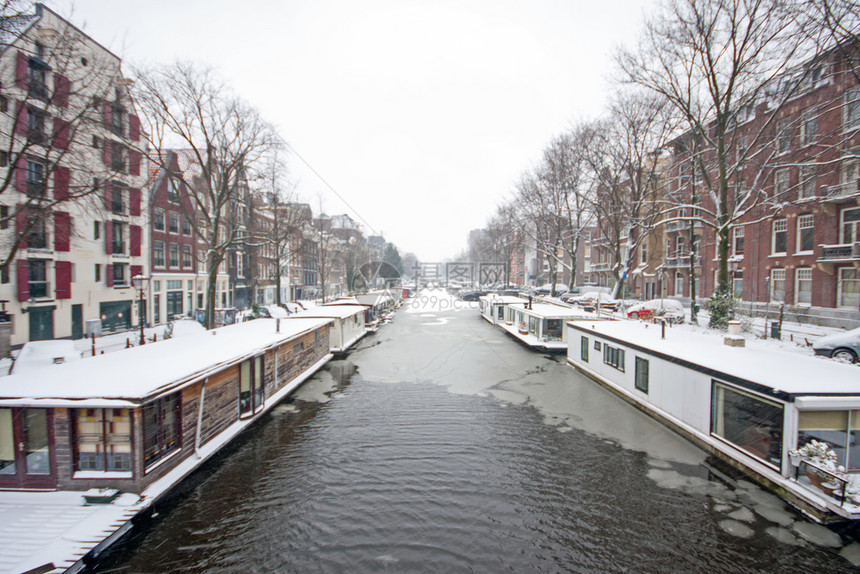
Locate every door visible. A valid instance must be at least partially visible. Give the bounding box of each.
[0,408,55,489]
[28,307,54,341]
[71,304,83,339]
[166,291,182,319]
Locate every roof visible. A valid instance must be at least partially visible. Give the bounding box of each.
[293,305,367,320]
[355,293,394,306]
[0,318,330,403]
[570,320,860,397]
[509,303,591,319]
[479,294,528,305]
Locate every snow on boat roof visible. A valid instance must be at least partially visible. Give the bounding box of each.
[569,320,860,397]
[355,293,393,305]
[509,303,590,318]
[323,297,363,306]
[480,294,528,304]
[0,318,330,403]
[293,304,367,320]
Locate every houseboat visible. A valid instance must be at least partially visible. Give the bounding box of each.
[293,304,368,354]
[479,294,528,326]
[566,320,860,523]
[498,302,591,352]
[0,317,333,572]
[355,291,397,326]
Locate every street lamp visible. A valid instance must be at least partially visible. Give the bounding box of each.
[131,274,147,346]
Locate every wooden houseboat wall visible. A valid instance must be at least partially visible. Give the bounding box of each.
[293,305,367,354]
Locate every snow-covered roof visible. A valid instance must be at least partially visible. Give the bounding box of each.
[293,305,367,320]
[323,297,363,306]
[10,340,82,375]
[0,318,330,404]
[509,303,591,319]
[480,294,528,305]
[355,293,393,306]
[569,321,860,397]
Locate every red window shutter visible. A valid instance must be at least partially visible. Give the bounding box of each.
[106,262,114,287]
[129,114,140,141]
[131,264,142,279]
[55,260,71,299]
[15,154,27,193]
[52,74,70,108]
[103,180,112,210]
[130,225,141,256]
[104,220,112,255]
[103,102,112,126]
[15,51,28,90]
[129,187,141,216]
[54,166,70,201]
[102,138,111,166]
[54,212,70,252]
[15,101,27,136]
[52,118,70,149]
[128,150,140,176]
[16,260,29,301]
[15,207,27,249]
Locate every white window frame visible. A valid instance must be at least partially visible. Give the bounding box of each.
[795,267,812,306]
[732,225,745,257]
[845,84,860,131]
[770,268,786,302]
[842,207,860,245]
[796,214,815,254]
[771,219,788,255]
[799,163,816,199]
[838,268,860,309]
[774,168,791,202]
[799,108,818,146]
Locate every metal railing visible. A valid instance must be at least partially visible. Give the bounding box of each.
[796,459,851,507]
[818,243,860,261]
[824,181,860,201]
[664,255,703,269]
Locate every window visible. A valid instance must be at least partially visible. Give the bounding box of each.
[711,382,783,468]
[110,104,124,136]
[797,215,814,253]
[239,356,264,415]
[153,241,164,267]
[143,393,181,469]
[776,118,791,153]
[112,263,126,286]
[169,243,179,268]
[153,208,165,232]
[0,205,7,230]
[154,294,160,324]
[25,159,45,198]
[634,357,649,393]
[798,410,860,471]
[774,168,790,202]
[28,58,46,98]
[111,183,124,214]
[182,245,192,268]
[846,85,860,130]
[799,108,818,146]
[795,268,812,305]
[732,271,743,298]
[237,252,244,278]
[0,95,6,113]
[26,108,45,142]
[676,236,685,258]
[28,259,48,298]
[74,408,132,472]
[841,207,860,244]
[182,215,192,236]
[93,221,100,240]
[772,219,788,254]
[168,212,179,234]
[580,336,589,362]
[293,341,304,355]
[732,226,745,256]
[112,221,125,254]
[94,263,101,282]
[800,164,816,199]
[839,268,860,309]
[25,217,47,249]
[770,268,785,302]
[167,178,179,202]
[603,344,625,371]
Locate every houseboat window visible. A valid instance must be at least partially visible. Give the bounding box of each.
[798,410,860,470]
[143,394,181,469]
[635,357,649,393]
[603,345,625,371]
[497,306,504,320]
[74,408,132,472]
[544,319,563,341]
[594,341,601,351]
[239,355,264,415]
[0,408,13,474]
[293,342,304,355]
[711,382,783,468]
[581,336,589,362]
[528,316,538,336]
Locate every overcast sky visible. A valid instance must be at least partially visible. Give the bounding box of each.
[50,0,654,261]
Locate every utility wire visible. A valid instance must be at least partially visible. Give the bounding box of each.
[283,140,380,237]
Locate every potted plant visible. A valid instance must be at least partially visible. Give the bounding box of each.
[789,440,847,492]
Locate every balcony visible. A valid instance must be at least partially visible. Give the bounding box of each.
[823,181,860,203]
[590,262,612,272]
[664,254,703,269]
[818,243,860,262]
[665,220,703,232]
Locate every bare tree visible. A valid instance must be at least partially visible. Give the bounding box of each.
[132,62,277,328]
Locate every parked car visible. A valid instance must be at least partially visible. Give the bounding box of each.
[9,340,82,374]
[626,298,685,323]
[535,283,569,296]
[459,290,486,302]
[163,318,207,340]
[813,327,860,364]
[569,291,619,311]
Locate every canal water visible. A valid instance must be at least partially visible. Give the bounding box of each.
[94,290,858,572]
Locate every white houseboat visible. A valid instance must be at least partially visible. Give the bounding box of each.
[498,302,591,352]
[479,294,528,326]
[566,320,860,523]
[293,304,368,354]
